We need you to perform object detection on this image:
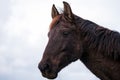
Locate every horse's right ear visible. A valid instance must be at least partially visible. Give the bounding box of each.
[51,4,59,19]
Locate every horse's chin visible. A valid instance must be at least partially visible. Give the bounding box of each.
[42,72,58,79]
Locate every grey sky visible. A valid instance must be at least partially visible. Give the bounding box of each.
[0,0,120,80]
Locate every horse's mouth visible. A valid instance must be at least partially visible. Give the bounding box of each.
[41,71,58,79]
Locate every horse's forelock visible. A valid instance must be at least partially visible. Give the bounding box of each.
[49,15,61,30]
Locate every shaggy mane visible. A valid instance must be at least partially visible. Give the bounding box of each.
[79,19,120,60]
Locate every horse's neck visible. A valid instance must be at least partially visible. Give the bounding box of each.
[78,20,120,80]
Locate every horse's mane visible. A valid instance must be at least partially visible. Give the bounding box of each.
[77,17,120,61]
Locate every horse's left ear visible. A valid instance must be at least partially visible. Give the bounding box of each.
[63,1,74,22]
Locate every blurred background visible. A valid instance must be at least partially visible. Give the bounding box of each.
[0,0,120,80]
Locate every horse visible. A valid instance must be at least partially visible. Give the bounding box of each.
[38,1,120,80]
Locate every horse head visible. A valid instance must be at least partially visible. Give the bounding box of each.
[38,2,83,79]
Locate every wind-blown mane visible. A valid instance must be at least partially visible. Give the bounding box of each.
[77,19,120,60]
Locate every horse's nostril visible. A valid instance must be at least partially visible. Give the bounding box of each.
[38,63,42,70]
[38,63,50,72]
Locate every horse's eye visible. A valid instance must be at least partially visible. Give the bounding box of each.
[63,31,70,36]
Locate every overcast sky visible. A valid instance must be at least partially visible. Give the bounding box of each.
[0,0,120,80]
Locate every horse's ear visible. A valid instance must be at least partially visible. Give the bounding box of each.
[63,1,74,22]
[51,4,59,19]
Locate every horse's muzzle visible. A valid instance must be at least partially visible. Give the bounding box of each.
[38,62,58,79]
